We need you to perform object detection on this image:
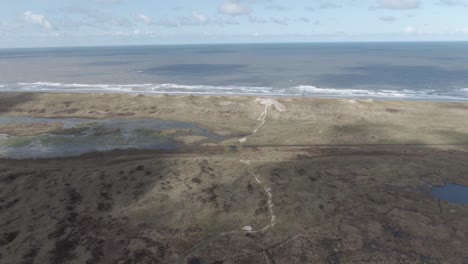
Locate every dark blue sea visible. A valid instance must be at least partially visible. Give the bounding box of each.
[1,42,468,101]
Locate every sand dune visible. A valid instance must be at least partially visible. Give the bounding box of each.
[1,93,468,263]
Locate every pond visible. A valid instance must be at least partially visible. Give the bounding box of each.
[432,183,468,205]
[0,117,224,159]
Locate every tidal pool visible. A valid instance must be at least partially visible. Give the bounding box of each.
[432,183,468,205]
[0,117,223,159]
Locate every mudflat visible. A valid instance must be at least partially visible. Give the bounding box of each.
[1,93,468,264]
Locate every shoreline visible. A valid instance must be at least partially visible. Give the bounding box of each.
[1,90,468,103]
[1,81,468,103]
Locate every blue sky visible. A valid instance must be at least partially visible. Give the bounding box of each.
[0,0,467,48]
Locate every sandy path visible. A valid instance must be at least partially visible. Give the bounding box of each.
[240,160,276,232]
[179,159,276,263]
[160,99,286,262]
[239,98,287,143]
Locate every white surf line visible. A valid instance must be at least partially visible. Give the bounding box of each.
[239,98,287,144]
[179,160,276,263]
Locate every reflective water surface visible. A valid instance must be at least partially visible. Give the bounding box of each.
[432,183,468,205]
[0,117,222,159]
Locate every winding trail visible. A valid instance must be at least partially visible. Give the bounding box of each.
[240,159,276,232]
[253,103,269,134]
[178,159,277,264]
[179,98,286,263]
[238,105,267,143]
[239,98,287,144]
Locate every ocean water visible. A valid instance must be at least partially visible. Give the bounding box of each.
[1,42,468,101]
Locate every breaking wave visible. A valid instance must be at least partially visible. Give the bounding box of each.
[0,82,467,101]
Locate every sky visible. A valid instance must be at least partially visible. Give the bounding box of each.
[0,0,467,48]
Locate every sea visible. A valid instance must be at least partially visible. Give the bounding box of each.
[1,42,468,101]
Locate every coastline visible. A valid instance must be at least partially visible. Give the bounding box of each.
[2,82,468,103]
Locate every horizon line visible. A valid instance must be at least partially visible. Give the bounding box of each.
[1,40,468,50]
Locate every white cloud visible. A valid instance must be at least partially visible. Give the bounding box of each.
[21,11,53,30]
[59,7,134,30]
[104,29,158,38]
[162,13,210,27]
[192,11,209,24]
[153,13,240,28]
[437,0,467,6]
[400,26,468,35]
[319,3,342,9]
[136,14,152,25]
[404,26,416,33]
[377,0,420,10]
[219,1,250,16]
[455,27,468,33]
[265,5,291,11]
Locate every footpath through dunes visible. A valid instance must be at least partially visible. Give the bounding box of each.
[178,158,277,264]
[239,98,287,144]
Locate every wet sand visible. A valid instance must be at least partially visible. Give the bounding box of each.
[1,93,468,263]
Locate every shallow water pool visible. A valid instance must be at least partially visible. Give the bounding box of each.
[0,117,223,159]
[432,183,468,205]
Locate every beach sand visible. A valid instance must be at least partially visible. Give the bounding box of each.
[1,93,468,263]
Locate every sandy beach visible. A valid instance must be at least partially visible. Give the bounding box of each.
[1,93,468,263]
